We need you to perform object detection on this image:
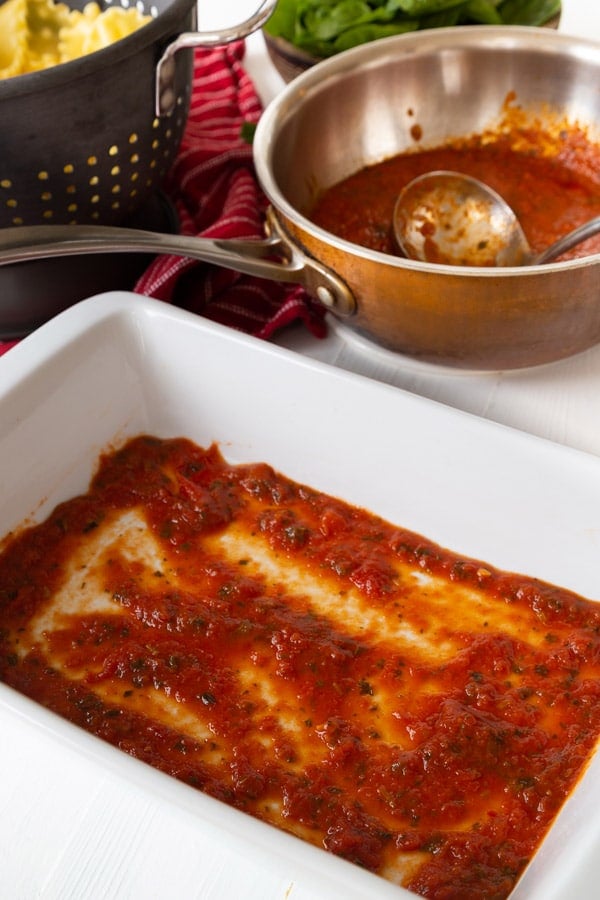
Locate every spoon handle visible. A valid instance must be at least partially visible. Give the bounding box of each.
[534,215,600,264]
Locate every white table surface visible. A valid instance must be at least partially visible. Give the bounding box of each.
[2,3,599,898]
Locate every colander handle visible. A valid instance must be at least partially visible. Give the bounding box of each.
[156,0,279,116]
[0,209,356,317]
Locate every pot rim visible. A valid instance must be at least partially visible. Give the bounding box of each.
[254,24,600,278]
[0,0,197,100]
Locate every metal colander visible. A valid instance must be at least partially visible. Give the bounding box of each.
[0,0,278,338]
[0,0,278,228]
[0,0,206,228]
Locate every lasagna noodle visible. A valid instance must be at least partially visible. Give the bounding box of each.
[1,435,600,899]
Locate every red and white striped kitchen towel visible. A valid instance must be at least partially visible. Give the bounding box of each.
[0,41,326,357]
[135,41,327,338]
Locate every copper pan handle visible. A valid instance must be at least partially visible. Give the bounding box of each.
[156,0,279,115]
[0,209,356,316]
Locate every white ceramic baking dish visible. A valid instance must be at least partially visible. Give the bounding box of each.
[1,292,599,898]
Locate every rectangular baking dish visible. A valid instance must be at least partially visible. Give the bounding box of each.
[1,291,599,899]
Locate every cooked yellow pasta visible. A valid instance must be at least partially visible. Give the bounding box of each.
[0,0,151,79]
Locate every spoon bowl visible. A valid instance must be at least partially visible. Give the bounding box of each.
[393,170,600,267]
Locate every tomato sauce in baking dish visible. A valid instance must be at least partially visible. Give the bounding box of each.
[1,435,600,899]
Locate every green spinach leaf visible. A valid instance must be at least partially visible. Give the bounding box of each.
[264,0,561,59]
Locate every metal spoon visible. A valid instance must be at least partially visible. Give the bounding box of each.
[393,170,600,267]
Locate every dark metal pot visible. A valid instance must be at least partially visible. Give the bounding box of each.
[0,0,276,338]
[0,0,276,228]
[1,0,189,229]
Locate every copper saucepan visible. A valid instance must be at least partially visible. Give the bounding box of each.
[254,26,600,371]
[3,26,600,370]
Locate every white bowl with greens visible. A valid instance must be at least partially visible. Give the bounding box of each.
[264,0,561,80]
